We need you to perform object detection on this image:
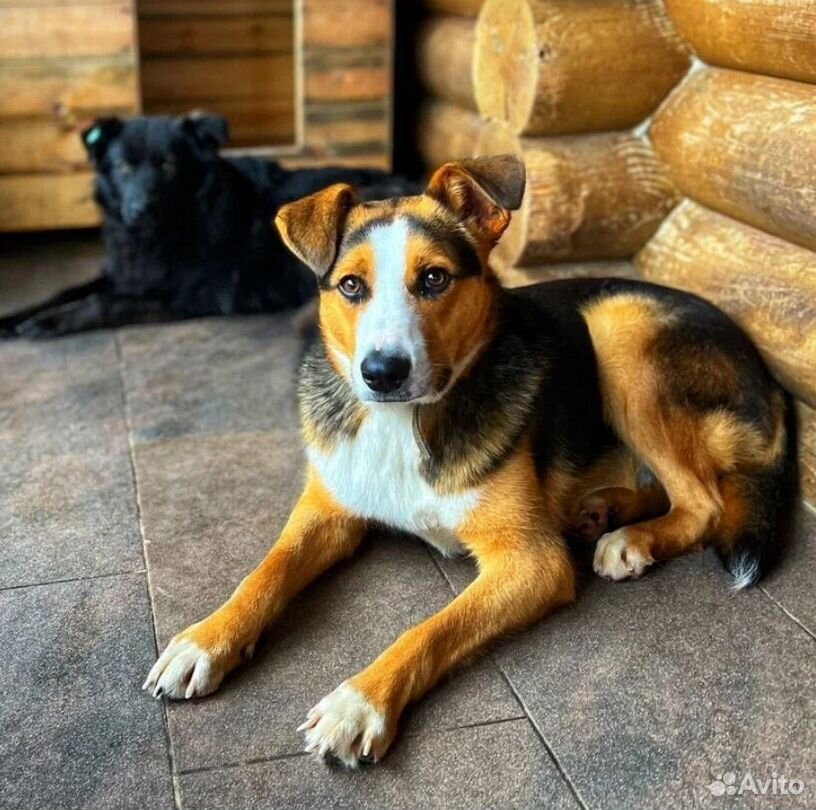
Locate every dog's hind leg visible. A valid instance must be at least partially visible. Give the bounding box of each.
[569,483,670,543]
[143,469,366,700]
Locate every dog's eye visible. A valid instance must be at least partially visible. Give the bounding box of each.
[115,160,132,175]
[419,267,451,297]
[338,275,367,301]
[162,161,176,177]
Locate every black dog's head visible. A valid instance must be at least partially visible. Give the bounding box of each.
[82,114,229,229]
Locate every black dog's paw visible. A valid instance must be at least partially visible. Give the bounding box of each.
[14,312,66,339]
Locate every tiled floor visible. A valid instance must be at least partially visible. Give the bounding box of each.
[1,310,814,809]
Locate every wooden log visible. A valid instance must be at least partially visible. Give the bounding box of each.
[425,0,482,15]
[417,16,476,110]
[650,67,816,253]
[138,14,293,56]
[474,0,690,135]
[0,54,138,119]
[496,260,636,288]
[0,172,99,232]
[665,0,816,85]
[476,121,678,267]
[0,5,134,59]
[137,0,291,16]
[636,199,816,409]
[799,402,816,504]
[417,100,487,169]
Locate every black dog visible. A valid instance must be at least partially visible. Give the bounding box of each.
[1,114,417,338]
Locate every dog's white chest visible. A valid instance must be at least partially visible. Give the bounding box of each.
[307,407,478,555]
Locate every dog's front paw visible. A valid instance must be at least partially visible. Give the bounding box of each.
[593,528,653,581]
[143,620,252,700]
[299,681,392,768]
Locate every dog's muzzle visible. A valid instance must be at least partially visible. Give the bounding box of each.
[360,350,412,396]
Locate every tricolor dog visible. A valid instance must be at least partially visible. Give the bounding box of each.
[144,155,797,767]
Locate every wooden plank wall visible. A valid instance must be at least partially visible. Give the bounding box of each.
[138,0,295,148]
[0,0,139,231]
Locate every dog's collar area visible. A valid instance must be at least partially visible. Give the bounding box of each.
[412,407,432,462]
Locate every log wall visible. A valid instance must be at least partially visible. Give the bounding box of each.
[417,0,816,504]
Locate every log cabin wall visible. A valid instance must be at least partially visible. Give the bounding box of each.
[138,0,296,148]
[416,0,816,505]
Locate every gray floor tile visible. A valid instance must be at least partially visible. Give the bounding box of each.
[0,333,143,587]
[118,317,301,444]
[761,505,816,636]
[0,574,173,810]
[132,423,519,772]
[439,549,816,810]
[178,719,581,810]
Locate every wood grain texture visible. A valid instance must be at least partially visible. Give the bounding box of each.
[138,0,291,16]
[636,199,816,409]
[139,14,293,56]
[417,100,486,169]
[477,121,678,266]
[665,0,816,85]
[0,54,138,118]
[303,0,390,47]
[650,67,816,253]
[0,172,99,231]
[425,0,482,15]
[417,16,476,110]
[0,119,88,174]
[496,260,636,288]
[0,4,134,59]
[474,0,690,135]
[799,402,816,504]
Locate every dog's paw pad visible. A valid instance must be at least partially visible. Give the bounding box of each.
[593,529,653,581]
[300,682,389,768]
[143,638,224,700]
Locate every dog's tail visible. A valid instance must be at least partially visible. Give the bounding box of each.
[715,390,799,590]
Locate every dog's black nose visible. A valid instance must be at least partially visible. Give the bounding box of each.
[361,351,411,394]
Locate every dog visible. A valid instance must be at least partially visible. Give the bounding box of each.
[1,114,417,338]
[143,154,797,767]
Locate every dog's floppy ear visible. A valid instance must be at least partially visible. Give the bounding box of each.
[427,154,526,243]
[178,113,229,157]
[275,183,360,276]
[81,117,123,162]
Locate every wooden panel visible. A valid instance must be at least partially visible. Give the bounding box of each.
[278,153,389,170]
[138,0,291,16]
[0,55,137,118]
[475,0,690,135]
[665,0,816,85]
[304,65,389,103]
[637,200,816,409]
[140,54,293,101]
[139,14,292,56]
[0,119,87,174]
[477,122,679,266]
[417,16,476,110]
[799,402,816,504]
[0,173,99,231]
[650,67,816,253]
[303,0,390,47]
[0,5,133,59]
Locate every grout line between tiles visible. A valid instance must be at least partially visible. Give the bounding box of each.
[758,585,816,644]
[0,568,146,593]
[114,331,184,810]
[425,547,592,810]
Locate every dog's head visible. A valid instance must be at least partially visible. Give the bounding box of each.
[81,113,229,228]
[276,155,525,404]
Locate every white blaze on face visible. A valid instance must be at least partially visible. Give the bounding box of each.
[353,218,431,401]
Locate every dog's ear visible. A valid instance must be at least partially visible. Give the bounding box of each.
[427,154,526,243]
[275,183,360,276]
[178,113,229,157]
[81,117,123,162]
